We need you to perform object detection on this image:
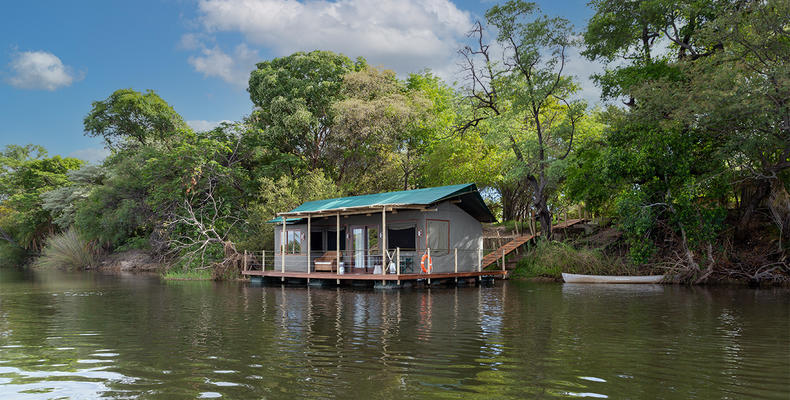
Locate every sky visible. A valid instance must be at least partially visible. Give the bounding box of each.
[0,0,598,163]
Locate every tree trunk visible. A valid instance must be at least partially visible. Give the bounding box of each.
[736,179,771,240]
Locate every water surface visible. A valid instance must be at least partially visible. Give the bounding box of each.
[0,268,788,399]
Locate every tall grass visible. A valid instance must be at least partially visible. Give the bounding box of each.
[36,228,96,270]
[512,240,636,279]
[162,268,212,280]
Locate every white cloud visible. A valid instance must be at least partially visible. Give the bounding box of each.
[69,147,110,164]
[563,44,605,106]
[188,43,260,86]
[187,119,233,131]
[187,0,473,82]
[6,50,80,91]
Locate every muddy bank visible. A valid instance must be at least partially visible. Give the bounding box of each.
[96,250,162,273]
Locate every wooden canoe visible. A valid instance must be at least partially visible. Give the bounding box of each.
[562,273,665,284]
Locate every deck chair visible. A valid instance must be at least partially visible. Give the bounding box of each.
[314,251,339,272]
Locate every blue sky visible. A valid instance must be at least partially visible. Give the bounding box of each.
[0,0,596,162]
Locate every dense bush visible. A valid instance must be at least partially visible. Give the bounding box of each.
[35,228,96,270]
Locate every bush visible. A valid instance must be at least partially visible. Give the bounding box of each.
[512,240,635,279]
[0,243,28,268]
[36,228,96,270]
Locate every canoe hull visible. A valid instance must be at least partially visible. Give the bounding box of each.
[562,273,664,284]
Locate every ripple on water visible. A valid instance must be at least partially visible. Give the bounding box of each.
[579,376,607,383]
[563,392,608,398]
[198,392,222,398]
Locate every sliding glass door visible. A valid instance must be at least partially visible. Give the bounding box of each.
[351,225,380,270]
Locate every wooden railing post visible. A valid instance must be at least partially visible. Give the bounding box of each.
[281,218,286,279]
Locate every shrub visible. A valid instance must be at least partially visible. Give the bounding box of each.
[36,228,96,270]
[512,240,635,279]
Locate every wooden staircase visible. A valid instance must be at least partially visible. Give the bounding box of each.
[481,234,535,269]
[481,219,585,269]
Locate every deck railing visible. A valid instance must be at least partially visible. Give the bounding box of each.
[242,247,516,275]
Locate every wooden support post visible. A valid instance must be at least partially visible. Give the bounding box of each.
[336,213,341,276]
[307,215,311,274]
[396,247,401,285]
[501,249,506,271]
[381,207,387,276]
[243,250,248,272]
[262,250,266,271]
[281,217,286,281]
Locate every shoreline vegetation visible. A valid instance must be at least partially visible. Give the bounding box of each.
[1,0,787,286]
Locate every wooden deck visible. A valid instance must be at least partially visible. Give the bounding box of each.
[242,270,507,281]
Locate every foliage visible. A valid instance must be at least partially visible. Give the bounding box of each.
[41,165,104,230]
[84,89,191,149]
[162,268,212,280]
[458,0,586,231]
[0,145,83,254]
[330,66,435,192]
[35,228,96,270]
[512,240,635,279]
[569,0,789,280]
[248,50,364,173]
[246,170,340,252]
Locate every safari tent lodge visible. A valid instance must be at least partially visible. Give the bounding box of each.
[242,183,508,284]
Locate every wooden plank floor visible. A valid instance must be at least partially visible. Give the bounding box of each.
[242,270,507,280]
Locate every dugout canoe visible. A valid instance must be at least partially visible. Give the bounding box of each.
[562,273,665,284]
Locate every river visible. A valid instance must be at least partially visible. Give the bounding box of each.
[0,268,788,399]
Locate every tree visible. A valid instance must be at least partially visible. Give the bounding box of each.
[458,0,585,237]
[0,145,83,252]
[84,88,191,149]
[248,51,364,174]
[577,0,789,280]
[330,66,433,192]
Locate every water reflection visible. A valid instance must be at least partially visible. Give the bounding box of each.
[0,268,788,399]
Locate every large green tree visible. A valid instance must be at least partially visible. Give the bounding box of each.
[0,145,83,253]
[248,50,364,174]
[575,0,789,279]
[84,88,192,149]
[458,0,586,236]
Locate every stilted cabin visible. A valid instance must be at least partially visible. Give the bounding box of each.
[244,183,507,284]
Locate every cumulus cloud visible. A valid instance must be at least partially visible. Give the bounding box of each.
[187,119,233,131]
[6,50,80,91]
[69,147,110,164]
[563,44,604,106]
[184,0,605,104]
[188,43,260,86]
[186,0,473,82]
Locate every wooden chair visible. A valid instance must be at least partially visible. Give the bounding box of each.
[314,251,339,272]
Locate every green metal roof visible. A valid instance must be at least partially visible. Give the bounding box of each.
[272,183,496,222]
[266,217,306,224]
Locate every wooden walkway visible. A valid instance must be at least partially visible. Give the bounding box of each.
[480,218,585,269]
[243,270,507,281]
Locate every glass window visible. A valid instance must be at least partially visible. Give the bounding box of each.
[286,230,302,254]
[368,227,379,254]
[427,220,449,254]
